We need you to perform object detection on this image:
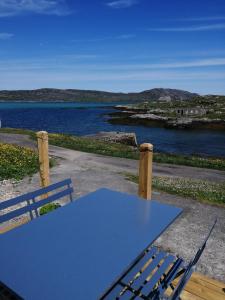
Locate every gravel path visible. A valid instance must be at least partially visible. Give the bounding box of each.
[0,133,225,282]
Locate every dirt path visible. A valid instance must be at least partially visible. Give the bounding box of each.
[0,133,225,282]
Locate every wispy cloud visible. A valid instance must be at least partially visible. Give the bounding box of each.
[130,50,225,60]
[58,54,100,60]
[1,56,225,93]
[0,32,13,39]
[147,23,225,32]
[117,34,136,39]
[1,57,224,73]
[179,16,225,21]
[99,58,225,70]
[106,0,138,9]
[0,0,70,17]
[72,34,135,43]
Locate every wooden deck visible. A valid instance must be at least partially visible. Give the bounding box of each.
[177,272,225,300]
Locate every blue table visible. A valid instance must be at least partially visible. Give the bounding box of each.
[0,188,182,300]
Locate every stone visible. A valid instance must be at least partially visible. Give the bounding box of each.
[130,113,168,121]
[86,131,138,147]
[166,118,193,128]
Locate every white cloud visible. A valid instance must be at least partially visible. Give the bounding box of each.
[147,23,225,32]
[0,32,13,39]
[106,0,138,9]
[0,0,70,17]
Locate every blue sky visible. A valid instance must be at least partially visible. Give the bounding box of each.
[0,0,225,94]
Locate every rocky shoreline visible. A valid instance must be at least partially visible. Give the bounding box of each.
[108,105,225,130]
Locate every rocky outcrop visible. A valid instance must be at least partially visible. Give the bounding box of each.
[166,118,193,128]
[166,118,225,129]
[85,131,138,147]
[130,113,168,121]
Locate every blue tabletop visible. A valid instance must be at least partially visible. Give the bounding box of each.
[0,188,182,300]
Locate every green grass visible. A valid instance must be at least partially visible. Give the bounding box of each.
[39,203,61,216]
[0,143,39,180]
[48,133,140,159]
[0,127,36,137]
[48,133,225,171]
[123,173,225,206]
[1,127,225,171]
[153,152,225,171]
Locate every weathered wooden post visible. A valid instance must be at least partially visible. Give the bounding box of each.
[138,143,153,200]
[37,131,50,189]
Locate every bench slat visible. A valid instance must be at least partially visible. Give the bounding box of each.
[0,187,73,223]
[122,247,158,284]
[157,258,184,298]
[130,250,166,290]
[142,254,176,296]
[0,179,72,210]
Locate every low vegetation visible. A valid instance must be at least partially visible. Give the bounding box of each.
[0,143,39,180]
[133,95,225,120]
[1,128,225,171]
[153,152,225,171]
[123,173,225,206]
[48,133,139,159]
[48,134,225,170]
[39,203,61,216]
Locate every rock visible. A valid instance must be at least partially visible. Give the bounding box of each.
[114,105,147,113]
[166,117,225,129]
[114,105,132,110]
[166,118,193,128]
[86,131,138,147]
[147,109,168,114]
[130,113,168,121]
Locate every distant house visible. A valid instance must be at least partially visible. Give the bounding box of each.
[176,107,207,117]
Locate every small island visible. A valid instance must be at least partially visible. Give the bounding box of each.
[109,94,225,130]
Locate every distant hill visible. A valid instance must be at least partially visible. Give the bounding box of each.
[138,88,198,101]
[0,88,199,102]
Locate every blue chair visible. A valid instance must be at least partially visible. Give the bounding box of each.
[0,179,74,230]
[102,219,217,300]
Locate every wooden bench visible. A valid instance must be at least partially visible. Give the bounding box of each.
[0,178,74,234]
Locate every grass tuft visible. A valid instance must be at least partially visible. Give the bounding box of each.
[123,173,225,206]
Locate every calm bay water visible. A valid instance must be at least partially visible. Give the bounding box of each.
[0,102,225,157]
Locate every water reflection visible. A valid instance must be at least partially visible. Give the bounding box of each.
[137,199,153,227]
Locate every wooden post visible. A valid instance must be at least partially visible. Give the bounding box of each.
[138,143,153,200]
[37,131,50,188]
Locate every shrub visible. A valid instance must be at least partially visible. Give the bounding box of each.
[0,143,39,180]
[39,203,61,216]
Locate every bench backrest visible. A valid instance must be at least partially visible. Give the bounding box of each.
[0,179,74,224]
